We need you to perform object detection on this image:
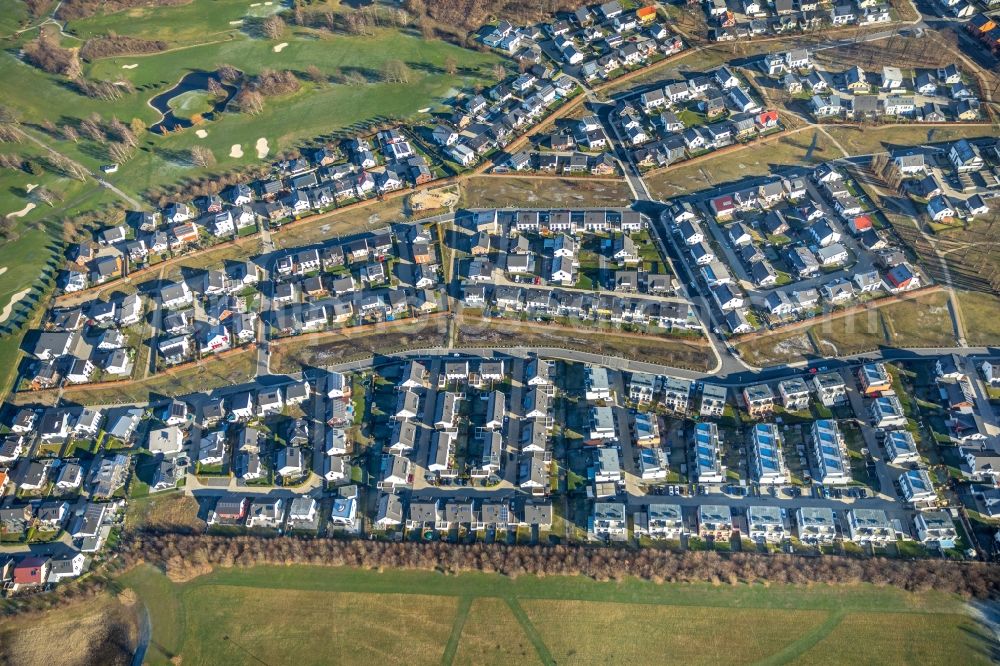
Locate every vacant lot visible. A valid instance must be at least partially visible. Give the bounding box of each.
[113,564,992,666]
[271,318,449,374]
[456,316,713,371]
[959,291,1000,346]
[126,491,205,533]
[0,592,139,666]
[881,290,957,348]
[823,125,996,159]
[737,292,956,366]
[459,176,633,209]
[274,197,410,250]
[646,129,838,199]
[51,348,257,405]
[738,330,816,368]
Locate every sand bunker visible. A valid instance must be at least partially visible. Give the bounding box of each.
[25,183,37,193]
[418,107,431,113]
[122,63,138,69]
[273,42,288,52]
[0,268,8,278]
[6,203,35,219]
[230,144,244,158]
[229,19,243,25]
[255,137,269,159]
[0,288,30,324]
[196,129,208,138]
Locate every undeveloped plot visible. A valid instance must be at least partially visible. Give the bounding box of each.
[61,348,256,405]
[127,492,205,533]
[459,176,633,209]
[0,594,139,666]
[456,316,713,371]
[646,131,837,199]
[808,308,888,358]
[737,330,815,367]
[271,320,450,373]
[409,185,459,212]
[880,291,957,348]
[958,291,1000,346]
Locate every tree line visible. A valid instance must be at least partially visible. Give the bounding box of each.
[79,35,167,61]
[4,531,999,619]
[55,0,189,20]
[121,533,1000,599]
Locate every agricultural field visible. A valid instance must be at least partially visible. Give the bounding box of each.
[458,175,634,209]
[102,564,994,666]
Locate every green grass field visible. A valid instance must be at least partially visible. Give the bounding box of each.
[0,1,504,207]
[166,90,218,120]
[115,564,995,666]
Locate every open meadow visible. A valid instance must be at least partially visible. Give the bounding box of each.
[97,563,996,666]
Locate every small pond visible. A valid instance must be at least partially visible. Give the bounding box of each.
[149,71,238,134]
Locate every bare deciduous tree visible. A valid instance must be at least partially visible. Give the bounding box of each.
[190,145,216,167]
[382,59,411,84]
[262,15,285,40]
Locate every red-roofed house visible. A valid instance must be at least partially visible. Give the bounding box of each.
[756,110,779,129]
[884,264,920,292]
[12,556,50,590]
[710,195,736,220]
[849,215,873,235]
[637,5,657,22]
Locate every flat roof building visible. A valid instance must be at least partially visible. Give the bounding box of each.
[812,419,851,485]
[750,423,788,484]
[693,422,724,483]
